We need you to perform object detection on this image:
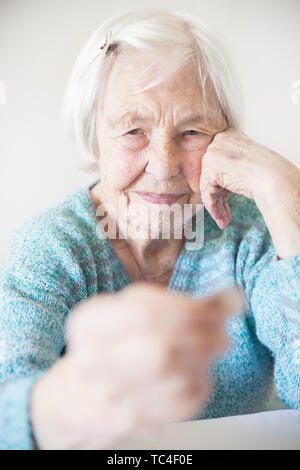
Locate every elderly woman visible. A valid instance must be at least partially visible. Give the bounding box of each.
[1,9,300,450]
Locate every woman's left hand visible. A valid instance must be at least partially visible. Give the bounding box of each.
[200,128,300,259]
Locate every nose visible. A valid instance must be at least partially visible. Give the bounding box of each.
[144,138,180,181]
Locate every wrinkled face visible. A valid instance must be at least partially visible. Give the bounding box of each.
[95,48,227,237]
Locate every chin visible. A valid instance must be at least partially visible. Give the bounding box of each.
[127,210,187,240]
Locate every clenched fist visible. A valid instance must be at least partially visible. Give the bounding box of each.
[30,283,230,449]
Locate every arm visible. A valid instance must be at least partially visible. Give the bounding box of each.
[247,156,300,409]
[227,196,300,410]
[199,128,300,409]
[241,228,300,410]
[0,216,89,449]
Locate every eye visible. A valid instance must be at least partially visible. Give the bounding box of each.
[184,130,202,136]
[127,128,144,135]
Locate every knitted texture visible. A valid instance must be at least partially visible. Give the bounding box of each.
[0,181,299,449]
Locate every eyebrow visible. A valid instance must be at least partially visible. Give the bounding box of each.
[106,111,206,129]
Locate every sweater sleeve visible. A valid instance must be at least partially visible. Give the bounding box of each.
[0,215,90,450]
[234,197,300,411]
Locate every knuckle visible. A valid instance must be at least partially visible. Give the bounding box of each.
[124,282,165,299]
[201,152,212,170]
[213,132,223,142]
[157,339,182,373]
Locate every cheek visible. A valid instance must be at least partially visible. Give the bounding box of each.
[101,147,145,190]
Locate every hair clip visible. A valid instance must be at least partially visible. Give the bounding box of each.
[98,32,116,55]
[99,33,109,51]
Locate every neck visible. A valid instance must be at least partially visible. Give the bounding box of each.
[124,235,184,268]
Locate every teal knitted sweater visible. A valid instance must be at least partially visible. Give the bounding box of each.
[1,180,299,450]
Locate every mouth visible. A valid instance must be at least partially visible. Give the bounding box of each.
[134,191,189,205]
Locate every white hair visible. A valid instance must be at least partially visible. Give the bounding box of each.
[61,8,243,173]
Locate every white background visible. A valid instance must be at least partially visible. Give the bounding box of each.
[0,0,300,266]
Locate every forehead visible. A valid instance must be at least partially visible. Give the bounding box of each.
[101,48,223,124]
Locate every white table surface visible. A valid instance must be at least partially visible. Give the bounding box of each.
[114,410,300,450]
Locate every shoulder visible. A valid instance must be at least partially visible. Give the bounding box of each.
[11,185,98,249]
[2,184,102,280]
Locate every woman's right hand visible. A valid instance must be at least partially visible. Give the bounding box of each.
[30,282,230,450]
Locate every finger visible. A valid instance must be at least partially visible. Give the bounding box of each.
[200,183,232,229]
[69,322,229,385]
[215,196,231,230]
